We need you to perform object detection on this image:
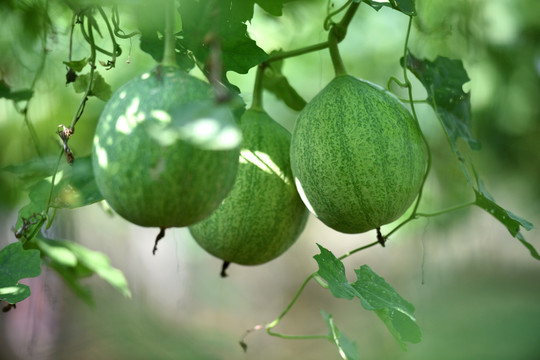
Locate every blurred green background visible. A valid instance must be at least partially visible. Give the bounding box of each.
[1,0,539,359]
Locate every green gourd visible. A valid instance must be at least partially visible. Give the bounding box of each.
[189,109,308,265]
[290,75,426,234]
[92,66,241,229]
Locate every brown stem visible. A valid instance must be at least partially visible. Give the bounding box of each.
[220,261,231,278]
[152,227,166,255]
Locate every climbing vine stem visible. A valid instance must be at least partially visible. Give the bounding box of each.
[382,15,433,241]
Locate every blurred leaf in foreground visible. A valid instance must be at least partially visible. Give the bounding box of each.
[36,234,131,306]
[0,242,41,304]
[27,155,103,210]
[262,57,307,111]
[73,71,112,101]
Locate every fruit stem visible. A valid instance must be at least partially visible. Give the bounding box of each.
[152,227,167,255]
[327,1,360,77]
[220,261,231,277]
[328,28,347,76]
[250,63,266,111]
[161,0,178,68]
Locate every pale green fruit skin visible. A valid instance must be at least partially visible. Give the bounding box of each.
[290,75,426,234]
[92,66,240,228]
[189,109,309,265]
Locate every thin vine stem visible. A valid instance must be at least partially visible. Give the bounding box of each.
[383,15,433,240]
[69,12,97,131]
[324,0,353,30]
[96,6,120,67]
[337,240,379,261]
[266,273,316,332]
[79,11,120,58]
[111,5,140,39]
[266,42,330,63]
[263,238,380,339]
[387,75,407,90]
[19,0,50,158]
[415,201,475,218]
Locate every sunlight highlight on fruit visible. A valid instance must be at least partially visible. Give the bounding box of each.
[240,149,290,185]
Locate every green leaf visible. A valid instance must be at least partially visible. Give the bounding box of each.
[321,311,360,360]
[134,1,195,72]
[362,0,416,16]
[2,155,58,186]
[36,234,131,304]
[0,242,41,304]
[232,0,285,21]
[314,245,421,349]
[73,71,112,101]
[474,181,538,260]
[14,202,46,235]
[63,58,88,72]
[374,308,423,348]
[28,155,103,209]
[262,58,307,111]
[0,80,33,102]
[179,0,269,75]
[352,265,422,349]
[313,244,358,300]
[255,0,284,16]
[404,52,480,152]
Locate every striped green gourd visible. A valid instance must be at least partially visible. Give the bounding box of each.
[189,109,309,265]
[92,66,241,228]
[290,75,426,234]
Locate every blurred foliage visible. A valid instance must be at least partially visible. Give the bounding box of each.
[0,0,539,359]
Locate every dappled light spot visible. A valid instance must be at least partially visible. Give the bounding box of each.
[178,117,242,151]
[94,143,108,168]
[115,97,145,134]
[240,149,291,185]
[150,110,171,124]
[141,72,150,80]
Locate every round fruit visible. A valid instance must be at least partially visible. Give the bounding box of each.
[92,66,241,228]
[189,109,309,265]
[290,75,426,234]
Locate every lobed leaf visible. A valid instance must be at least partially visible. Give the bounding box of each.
[63,58,88,73]
[134,2,195,72]
[404,52,480,152]
[313,244,358,300]
[352,265,421,350]
[321,311,360,360]
[179,0,269,75]
[314,245,422,349]
[73,71,112,101]
[0,242,41,304]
